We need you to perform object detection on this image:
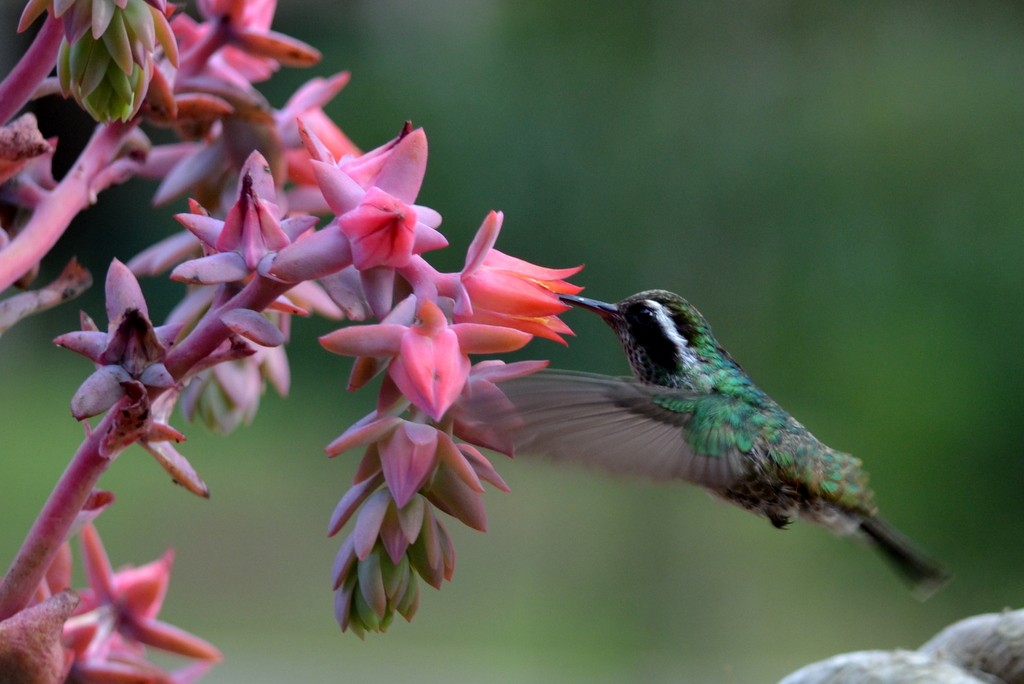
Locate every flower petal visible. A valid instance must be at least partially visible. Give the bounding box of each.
[170,252,249,284]
[328,471,385,537]
[105,259,148,322]
[320,323,404,357]
[70,365,131,419]
[352,489,390,560]
[389,328,469,421]
[325,414,401,457]
[221,309,285,347]
[424,463,488,532]
[452,323,531,354]
[379,422,438,508]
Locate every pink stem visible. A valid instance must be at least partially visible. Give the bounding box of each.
[164,274,293,380]
[0,120,138,292]
[177,20,231,81]
[0,274,292,618]
[0,413,114,619]
[0,13,64,126]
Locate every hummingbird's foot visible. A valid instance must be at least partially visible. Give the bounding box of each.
[769,514,792,530]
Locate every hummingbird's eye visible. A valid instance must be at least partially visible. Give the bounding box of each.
[627,305,657,326]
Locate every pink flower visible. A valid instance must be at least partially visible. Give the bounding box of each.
[63,525,221,681]
[277,73,360,190]
[179,0,319,86]
[340,186,445,270]
[270,124,444,298]
[320,297,531,420]
[455,211,582,343]
[171,151,317,284]
[54,260,180,421]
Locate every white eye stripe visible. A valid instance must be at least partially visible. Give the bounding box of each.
[645,299,701,373]
[645,300,689,350]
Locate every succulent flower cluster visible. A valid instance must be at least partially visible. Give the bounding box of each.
[0,0,580,679]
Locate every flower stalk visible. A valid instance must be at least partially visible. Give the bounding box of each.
[0,13,63,125]
[0,119,141,292]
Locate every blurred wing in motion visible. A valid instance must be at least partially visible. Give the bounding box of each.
[466,369,749,488]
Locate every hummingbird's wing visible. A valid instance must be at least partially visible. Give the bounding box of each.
[468,369,751,488]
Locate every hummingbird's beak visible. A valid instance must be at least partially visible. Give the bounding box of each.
[558,293,618,319]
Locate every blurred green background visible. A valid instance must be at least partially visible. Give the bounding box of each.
[3,1,1024,682]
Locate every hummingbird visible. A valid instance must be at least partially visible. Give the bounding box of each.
[484,289,949,597]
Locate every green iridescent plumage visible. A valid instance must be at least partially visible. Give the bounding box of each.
[480,289,948,596]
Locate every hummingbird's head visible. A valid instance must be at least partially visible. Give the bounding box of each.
[560,290,721,388]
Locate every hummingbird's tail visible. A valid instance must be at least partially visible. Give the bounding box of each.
[858,516,951,600]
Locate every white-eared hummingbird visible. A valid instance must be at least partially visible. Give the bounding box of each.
[483,290,950,597]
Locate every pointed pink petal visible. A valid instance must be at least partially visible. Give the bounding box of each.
[234,28,321,67]
[313,160,365,215]
[328,472,385,536]
[280,214,319,242]
[457,309,573,344]
[347,356,386,392]
[174,213,224,249]
[360,267,395,320]
[239,150,277,203]
[320,322,404,357]
[283,72,351,123]
[436,432,484,493]
[484,249,585,283]
[334,576,357,632]
[298,117,338,164]
[397,495,425,543]
[463,211,502,274]
[411,222,447,256]
[332,534,357,590]
[105,259,148,321]
[452,323,531,354]
[18,0,49,31]
[53,330,108,361]
[140,441,209,498]
[438,518,456,580]
[379,505,409,565]
[80,524,116,602]
[124,616,222,661]
[70,365,131,419]
[221,309,285,346]
[465,269,570,316]
[139,362,174,389]
[170,252,249,284]
[283,280,343,319]
[113,550,173,621]
[460,444,511,492]
[425,464,488,531]
[269,224,352,282]
[353,445,382,483]
[153,142,228,205]
[326,414,401,457]
[128,232,202,276]
[371,127,427,203]
[379,422,438,508]
[70,490,116,539]
[352,489,390,559]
